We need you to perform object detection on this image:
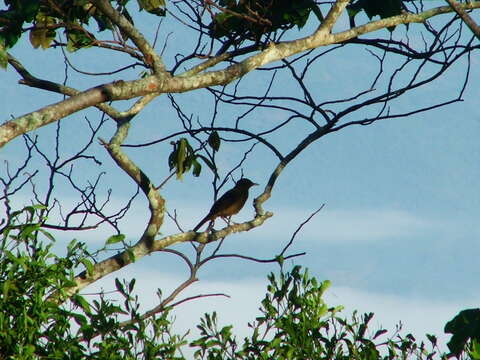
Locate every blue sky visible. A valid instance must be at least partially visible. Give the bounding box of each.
[1,2,479,351]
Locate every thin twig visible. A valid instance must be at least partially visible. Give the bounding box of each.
[280,204,325,257]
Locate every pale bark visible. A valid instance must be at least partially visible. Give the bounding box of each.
[4,0,480,304]
[2,1,480,148]
[446,0,480,39]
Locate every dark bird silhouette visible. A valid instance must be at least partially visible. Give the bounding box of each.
[193,178,258,232]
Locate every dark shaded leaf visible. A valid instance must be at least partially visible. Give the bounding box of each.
[207,131,221,152]
[105,234,126,245]
[445,308,480,356]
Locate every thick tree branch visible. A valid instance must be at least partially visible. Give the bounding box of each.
[2,2,480,148]
[445,0,480,39]
[8,53,159,123]
[317,0,349,33]
[333,3,480,43]
[56,119,166,301]
[61,212,272,300]
[8,54,120,119]
[58,109,271,298]
[89,0,167,73]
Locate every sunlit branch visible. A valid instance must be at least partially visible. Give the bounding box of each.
[445,0,480,39]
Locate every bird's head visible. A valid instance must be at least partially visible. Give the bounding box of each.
[236,178,258,189]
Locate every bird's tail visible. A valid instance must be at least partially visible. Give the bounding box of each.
[193,214,212,232]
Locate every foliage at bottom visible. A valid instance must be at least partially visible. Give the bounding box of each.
[0,207,478,359]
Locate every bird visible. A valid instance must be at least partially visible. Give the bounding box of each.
[193,178,258,232]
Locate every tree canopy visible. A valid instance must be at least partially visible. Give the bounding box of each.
[1,0,480,358]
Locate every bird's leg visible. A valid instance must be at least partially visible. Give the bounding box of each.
[207,219,215,231]
[220,216,234,227]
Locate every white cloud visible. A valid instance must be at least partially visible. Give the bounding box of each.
[312,208,431,242]
[260,207,434,243]
[7,191,474,354]
[166,203,436,245]
[6,189,438,247]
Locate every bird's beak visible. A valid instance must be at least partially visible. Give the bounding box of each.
[252,182,259,186]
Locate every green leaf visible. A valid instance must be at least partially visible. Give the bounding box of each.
[92,12,114,32]
[319,279,331,294]
[192,158,202,177]
[73,294,92,314]
[169,138,197,180]
[168,142,178,171]
[115,278,126,296]
[210,0,319,39]
[347,4,362,19]
[207,131,221,152]
[29,13,56,49]
[196,154,217,176]
[137,0,166,16]
[3,29,22,49]
[105,234,125,245]
[426,333,437,346]
[128,278,136,292]
[176,138,188,180]
[2,279,11,299]
[350,0,402,20]
[71,312,88,327]
[66,28,94,52]
[26,203,47,211]
[80,258,94,276]
[19,223,40,239]
[38,228,55,242]
[347,0,402,31]
[470,338,480,360]
[21,0,41,22]
[373,329,388,339]
[445,308,480,356]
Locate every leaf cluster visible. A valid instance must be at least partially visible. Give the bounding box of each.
[0,207,185,359]
[347,0,404,31]
[445,309,480,359]
[190,265,451,360]
[347,0,403,20]
[0,206,85,358]
[209,0,323,40]
[168,135,219,180]
[0,0,166,66]
[1,211,478,359]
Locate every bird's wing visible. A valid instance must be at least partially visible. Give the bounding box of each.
[209,187,244,217]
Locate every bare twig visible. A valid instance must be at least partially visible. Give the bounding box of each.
[279,204,325,257]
